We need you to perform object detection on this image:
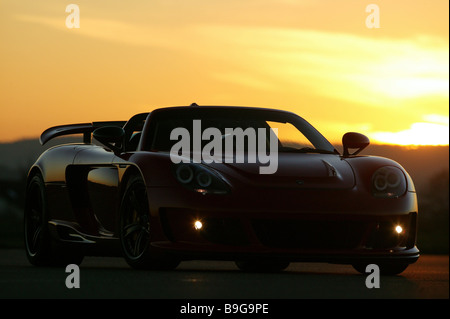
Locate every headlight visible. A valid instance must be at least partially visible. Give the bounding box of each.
[175,165,194,184]
[196,171,213,187]
[173,163,230,195]
[371,166,407,198]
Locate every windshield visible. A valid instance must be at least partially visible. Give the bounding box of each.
[144,107,336,154]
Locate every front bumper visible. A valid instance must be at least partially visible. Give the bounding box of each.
[147,187,419,264]
[153,207,419,264]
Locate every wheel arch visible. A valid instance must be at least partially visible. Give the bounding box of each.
[119,164,145,202]
[26,166,44,185]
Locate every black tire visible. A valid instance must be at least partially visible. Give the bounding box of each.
[24,173,84,266]
[235,260,290,272]
[119,175,179,270]
[352,262,409,276]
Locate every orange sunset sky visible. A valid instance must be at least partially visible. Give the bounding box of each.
[0,0,448,145]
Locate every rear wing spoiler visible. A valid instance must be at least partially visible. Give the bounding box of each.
[40,121,126,145]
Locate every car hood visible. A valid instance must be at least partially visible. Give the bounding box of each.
[207,153,355,189]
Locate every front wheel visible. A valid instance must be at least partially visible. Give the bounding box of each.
[119,175,179,270]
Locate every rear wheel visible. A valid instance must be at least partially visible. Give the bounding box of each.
[235,260,290,272]
[24,173,83,266]
[119,175,179,270]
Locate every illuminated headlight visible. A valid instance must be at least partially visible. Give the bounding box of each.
[372,166,407,198]
[174,163,230,195]
[395,225,403,234]
[194,220,203,230]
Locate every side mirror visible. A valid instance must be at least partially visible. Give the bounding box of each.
[93,126,125,154]
[342,132,370,157]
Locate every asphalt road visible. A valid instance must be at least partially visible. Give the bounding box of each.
[0,249,447,300]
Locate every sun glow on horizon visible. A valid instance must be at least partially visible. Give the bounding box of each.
[370,114,449,146]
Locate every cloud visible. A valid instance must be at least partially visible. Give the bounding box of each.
[15,13,448,103]
[14,14,185,50]
[14,13,449,116]
[193,26,449,106]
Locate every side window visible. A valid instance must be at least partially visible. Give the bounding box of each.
[124,114,147,152]
[127,131,142,151]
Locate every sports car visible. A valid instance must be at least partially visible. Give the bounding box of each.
[24,104,420,275]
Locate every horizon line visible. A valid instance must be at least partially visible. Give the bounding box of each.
[0,135,448,148]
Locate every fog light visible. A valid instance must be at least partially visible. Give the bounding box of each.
[194,220,203,230]
[395,225,403,234]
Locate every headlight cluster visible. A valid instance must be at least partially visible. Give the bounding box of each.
[174,163,230,195]
[372,166,407,198]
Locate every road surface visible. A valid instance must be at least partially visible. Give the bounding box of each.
[0,249,447,300]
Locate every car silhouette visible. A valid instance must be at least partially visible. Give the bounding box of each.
[24,104,419,275]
